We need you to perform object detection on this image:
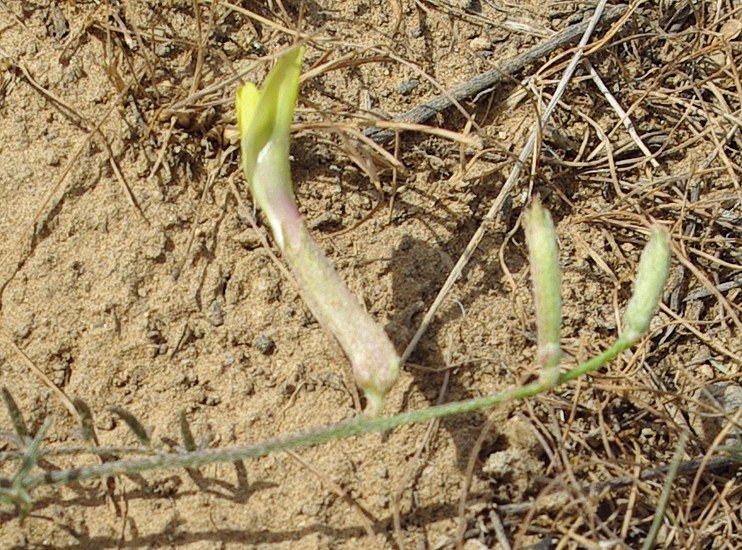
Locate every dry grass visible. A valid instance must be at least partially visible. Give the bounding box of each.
[0,1,739,548]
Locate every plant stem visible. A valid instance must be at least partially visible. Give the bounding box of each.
[21,336,633,491]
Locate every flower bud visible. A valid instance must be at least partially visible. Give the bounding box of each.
[523,197,562,383]
[236,47,400,415]
[623,226,671,343]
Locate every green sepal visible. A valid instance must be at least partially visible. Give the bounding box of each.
[523,197,562,379]
[623,226,671,343]
[235,47,304,192]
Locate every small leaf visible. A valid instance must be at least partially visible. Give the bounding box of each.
[11,417,51,521]
[14,418,50,485]
[179,411,196,452]
[1,387,29,441]
[110,406,151,447]
[73,398,96,443]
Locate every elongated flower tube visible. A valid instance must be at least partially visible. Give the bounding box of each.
[622,226,671,344]
[236,47,399,416]
[523,197,562,386]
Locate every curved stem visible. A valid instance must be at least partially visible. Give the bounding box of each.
[22,336,633,491]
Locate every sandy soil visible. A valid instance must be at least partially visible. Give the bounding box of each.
[0,1,740,549]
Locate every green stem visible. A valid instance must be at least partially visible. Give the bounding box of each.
[21,336,633,491]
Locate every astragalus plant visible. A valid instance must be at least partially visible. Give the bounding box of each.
[0,48,673,516]
[235,47,399,416]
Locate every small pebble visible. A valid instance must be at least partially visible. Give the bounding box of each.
[209,300,224,326]
[469,35,492,51]
[46,150,61,166]
[308,212,342,231]
[302,503,320,516]
[232,229,261,250]
[253,335,275,355]
[204,395,221,407]
[396,78,420,95]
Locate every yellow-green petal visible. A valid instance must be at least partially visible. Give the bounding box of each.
[236,82,260,135]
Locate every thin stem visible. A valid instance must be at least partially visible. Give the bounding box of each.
[641,431,689,550]
[21,336,633,491]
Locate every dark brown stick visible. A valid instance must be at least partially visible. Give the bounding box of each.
[364,3,628,144]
